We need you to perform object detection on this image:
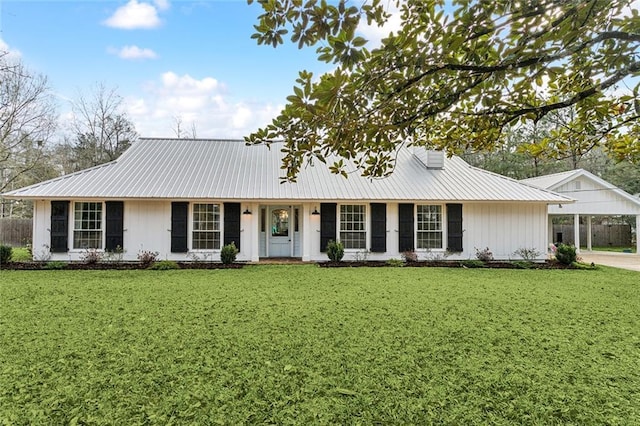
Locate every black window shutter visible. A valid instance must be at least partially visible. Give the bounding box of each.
[398,203,414,252]
[370,203,387,253]
[171,202,189,253]
[320,203,337,252]
[447,203,463,252]
[50,201,69,253]
[223,202,241,250]
[105,201,124,251]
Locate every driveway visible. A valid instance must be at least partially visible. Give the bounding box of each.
[578,251,640,272]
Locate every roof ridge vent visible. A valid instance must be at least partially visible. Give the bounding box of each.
[412,148,444,169]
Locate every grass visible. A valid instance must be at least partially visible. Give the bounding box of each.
[1,266,639,424]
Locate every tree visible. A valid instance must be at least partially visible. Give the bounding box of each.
[171,115,198,139]
[69,83,137,170]
[246,0,640,181]
[0,56,58,216]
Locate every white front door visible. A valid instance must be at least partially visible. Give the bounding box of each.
[269,206,291,257]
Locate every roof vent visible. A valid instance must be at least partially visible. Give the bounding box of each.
[413,148,444,169]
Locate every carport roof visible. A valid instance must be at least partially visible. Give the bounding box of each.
[522,169,640,215]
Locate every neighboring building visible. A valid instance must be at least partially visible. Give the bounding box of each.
[523,169,640,254]
[3,138,572,262]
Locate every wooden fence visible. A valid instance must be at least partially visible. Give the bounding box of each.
[553,224,632,247]
[0,218,32,246]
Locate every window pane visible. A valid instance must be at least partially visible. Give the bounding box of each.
[73,202,102,249]
[340,205,366,249]
[271,209,289,237]
[417,205,443,249]
[192,204,220,250]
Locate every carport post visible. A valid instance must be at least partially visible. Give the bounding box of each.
[586,216,592,251]
[637,215,640,255]
[574,214,580,253]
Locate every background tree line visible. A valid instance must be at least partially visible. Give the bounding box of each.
[0,54,137,218]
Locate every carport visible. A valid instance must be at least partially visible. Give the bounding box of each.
[522,169,640,254]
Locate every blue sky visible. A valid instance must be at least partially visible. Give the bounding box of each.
[0,1,393,139]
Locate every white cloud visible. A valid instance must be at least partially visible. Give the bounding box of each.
[0,38,22,60]
[232,105,252,129]
[154,0,170,11]
[126,72,282,138]
[103,0,164,30]
[357,1,404,47]
[108,45,158,60]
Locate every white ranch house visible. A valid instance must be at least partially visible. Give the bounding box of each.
[4,138,572,262]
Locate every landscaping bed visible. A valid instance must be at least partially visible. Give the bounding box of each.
[0,261,244,270]
[2,259,590,270]
[319,259,588,269]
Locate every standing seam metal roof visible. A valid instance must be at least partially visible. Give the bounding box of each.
[4,138,572,203]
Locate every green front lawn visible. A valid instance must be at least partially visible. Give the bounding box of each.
[1,266,639,424]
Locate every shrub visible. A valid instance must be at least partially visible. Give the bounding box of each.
[512,247,542,261]
[386,258,405,267]
[81,249,102,265]
[475,247,494,262]
[33,245,52,262]
[45,261,67,270]
[401,250,418,263]
[423,249,452,262]
[0,245,13,265]
[352,249,369,262]
[149,260,180,270]
[104,246,125,263]
[555,243,577,265]
[220,242,239,264]
[137,250,159,268]
[326,240,344,263]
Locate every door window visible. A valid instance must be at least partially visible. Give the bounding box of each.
[271,209,289,237]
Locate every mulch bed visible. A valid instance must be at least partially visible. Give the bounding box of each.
[1,262,244,270]
[319,260,581,269]
[2,260,588,270]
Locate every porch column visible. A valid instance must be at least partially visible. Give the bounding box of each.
[586,215,592,251]
[574,214,581,253]
[548,214,553,245]
[301,204,312,262]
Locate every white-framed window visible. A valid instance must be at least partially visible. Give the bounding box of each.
[192,203,221,250]
[73,201,103,249]
[417,205,443,249]
[339,204,366,249]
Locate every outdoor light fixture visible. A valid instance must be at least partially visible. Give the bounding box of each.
[243,208,252,215]
[558,204,563,209]
[311,207,320,216]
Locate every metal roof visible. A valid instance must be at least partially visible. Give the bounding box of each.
[4,138,572,203]
[522,168,640,210]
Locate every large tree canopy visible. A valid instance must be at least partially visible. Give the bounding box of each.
[246,0,640,180]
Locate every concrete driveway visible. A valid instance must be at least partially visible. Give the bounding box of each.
[578,251,640,272]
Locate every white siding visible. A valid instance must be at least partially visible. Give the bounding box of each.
[464,203,548,260]
[548,176,640,215]
[32,200,50,260]
[34,199,550,262]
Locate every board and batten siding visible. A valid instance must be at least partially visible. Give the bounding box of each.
[30,200,550,262]
[548,176,640,215]
[463,203,548,259]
